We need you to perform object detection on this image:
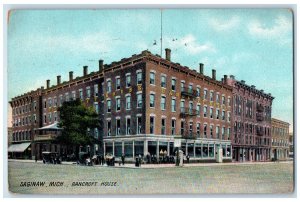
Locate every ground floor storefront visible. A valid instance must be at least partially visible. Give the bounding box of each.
[271,147,289,161]
[232,146,271,162]
[8,142,32,159]
[103,134,232,162]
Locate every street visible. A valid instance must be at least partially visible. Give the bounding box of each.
[7,161,294,195]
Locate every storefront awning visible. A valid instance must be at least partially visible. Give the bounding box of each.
[8,142,31,153]
[38,122,62,131]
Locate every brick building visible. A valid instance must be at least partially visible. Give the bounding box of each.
[224,77,274,162]
[9,48,275,162]
[271,118,290,160]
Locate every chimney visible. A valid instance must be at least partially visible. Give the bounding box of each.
[165,48,171,61]
[241,80,245,84]
[224,75,228,83]
[46,80,50,89]
[83,66,88,76]
[69,71,73,81]
[230,75,235,79]
[199,63,204,75]
[251,85,256,89]
[57,75,61,85]
[212,69,216,80]
[99,60,104,72]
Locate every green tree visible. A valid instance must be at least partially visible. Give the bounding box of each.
[56,99,101,154]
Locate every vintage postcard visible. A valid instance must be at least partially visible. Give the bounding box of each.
[6,8,294,195]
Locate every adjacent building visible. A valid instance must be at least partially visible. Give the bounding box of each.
[271,118,290,160]
[9,48,277,162]
[224,76,274,162]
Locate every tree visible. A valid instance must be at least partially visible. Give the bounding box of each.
[56,99,101,154]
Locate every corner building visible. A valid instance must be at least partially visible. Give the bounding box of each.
[103,49,232,162]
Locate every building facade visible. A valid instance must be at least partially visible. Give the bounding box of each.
[224,76,274,162]
[271,118,290,160]
[9,48,275,162]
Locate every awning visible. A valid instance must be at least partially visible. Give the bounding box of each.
[8,142,31,153]
[38,122,62,131]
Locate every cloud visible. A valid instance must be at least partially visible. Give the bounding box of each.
[164,34,216,55]
[248,15,292,45]
[12,32,125,55]
[210,16,240,32]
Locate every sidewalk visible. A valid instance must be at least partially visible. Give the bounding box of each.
[8,158,293,169]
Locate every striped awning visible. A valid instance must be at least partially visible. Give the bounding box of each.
[8,142,31,152]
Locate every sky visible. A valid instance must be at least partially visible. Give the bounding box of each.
[7,9,293,131]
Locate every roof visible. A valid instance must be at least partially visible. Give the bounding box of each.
[8,142,31,153]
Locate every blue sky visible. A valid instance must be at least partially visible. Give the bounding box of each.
[7,9,293,130]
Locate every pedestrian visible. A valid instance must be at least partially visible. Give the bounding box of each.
[35,154,38,163]
[186,155,190,164]
[121,153,125,165]
[138,154,142,167]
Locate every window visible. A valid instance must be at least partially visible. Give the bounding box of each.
[137,93,142,108]
[126,95,131,110]
[216,109,220,119]
[204,124,207,138]
[196,123,200,137]
[161,75,166,88]
[150,72,155,85]
[161,96,166,110]
[189,102,193,114]
[126,118,131,135]
[107,100,111,113]
[188,84,193,93]
[222,127,225,139]
[79,89,83,100]
[222,96,226,105]
[181,82,185,92]
[48,113,52,123]
[204,106,207,117]
[116,119,121,135]
[65,93,69,102]
[33,101,37,111]
[59,95,63,106]
[34,114,36,124]
[137,117,142,134]
[116,77,121,90]
[161,118,166,135]
[107,120,111,136]
[196,105,201,116]
[72,91,76,100]
[196,87,200,97]
[171,79,176,91]
[227,112,231,122]
[94,84,99,97]
[137,71,142,84]
[228,97,231,106]
[150,94,155,108]
[44,100,47,108]
[210,91,214,102]
[180,101,185,113]
[189,122,193,136]
[181,121,185,135]
[216,94,220,103]
[86,87,91,98]
[150,116,155,134]
[116,98,121,111]
[54,97,57,107]
[222,110,225,120]
[171,119,176,135]
[204,89,208,100]
[210,107,214,119]
[54,112,57,121]
[107,80,112,93]
[216,126,220,139]
[126,74,131,87]
[210,125,213,138]
[94,102,99,114]
[49,99,53,107]
[94,128,99,138]
[171,99,176,112]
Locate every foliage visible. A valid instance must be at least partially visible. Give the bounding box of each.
[56,99,100,147]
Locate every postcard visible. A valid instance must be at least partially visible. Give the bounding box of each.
[6,8,294,195]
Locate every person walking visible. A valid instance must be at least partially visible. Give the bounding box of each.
[121,153,125,165]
